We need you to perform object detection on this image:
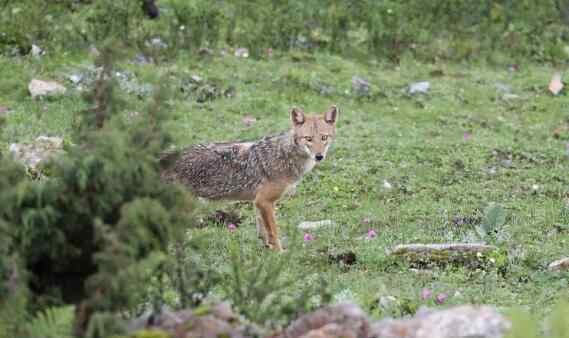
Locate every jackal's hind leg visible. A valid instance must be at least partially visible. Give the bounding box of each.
[256,207,269,246]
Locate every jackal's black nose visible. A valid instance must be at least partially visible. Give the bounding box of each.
[315,154,324,161]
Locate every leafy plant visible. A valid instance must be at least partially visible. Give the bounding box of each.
[25,306,75,338]
[223,243,331,327]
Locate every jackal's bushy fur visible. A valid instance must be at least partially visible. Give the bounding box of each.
[161,105,339,250]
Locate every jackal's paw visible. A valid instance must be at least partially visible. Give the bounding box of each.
[266,240,285,252]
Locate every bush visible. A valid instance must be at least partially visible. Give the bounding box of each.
[0,42,199,337]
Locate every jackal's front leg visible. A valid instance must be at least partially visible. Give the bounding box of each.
[254,199,283,251]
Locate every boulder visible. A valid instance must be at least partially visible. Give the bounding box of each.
[28,79,66,99]
[369,305,510,338]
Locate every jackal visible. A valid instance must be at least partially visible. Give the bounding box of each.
[161,105,339,251]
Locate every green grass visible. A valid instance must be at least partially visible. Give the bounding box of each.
[2,50,568,320]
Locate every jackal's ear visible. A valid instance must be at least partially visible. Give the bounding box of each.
[290,107,305,126]
[324,105,338,124]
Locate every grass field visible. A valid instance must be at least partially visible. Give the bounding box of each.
[2,49,568,321]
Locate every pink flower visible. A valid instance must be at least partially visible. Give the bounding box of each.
[435,292,449,305]
[367,229,377,239]
[303,233,314,241]
[463,132,472,141]
[227,223,237,231]
[420,288,432,301]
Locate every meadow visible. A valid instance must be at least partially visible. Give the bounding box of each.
[2,46,568,325]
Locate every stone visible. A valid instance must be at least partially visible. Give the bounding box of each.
[279,303,370,338]
[408,81,430,95]
[369,305,510,338]
[548,257,569,272]
[31,44,44,57]
[298,220,334,230]
[235,48,249,58]
[352,76,370,96]
[28,79,66,99]
[9,136,64,170]
[242,115,257,127]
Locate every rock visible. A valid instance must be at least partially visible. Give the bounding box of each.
[298,323,360,338]
[548,257,569,272]
[9,136,64,171]
[242,115,257,127]
[279,303,370,338]
[379,296,397,310]
[28,79,66,99]
[298,220,334,230]
[190,74,203,83]
[369,305,510,338]
[89,45,100,58]
[68,73,84,85]
[408,81,430,95]
[495,82,512,94]
[389,243,498,265]
[31,44,44,57]
[131,53,153,65]
[128,302,261,338]
[146,37,168,49]
[235,48,249,58]
[352,76,370,96]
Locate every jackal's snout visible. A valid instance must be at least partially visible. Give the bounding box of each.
[315,153,324,161]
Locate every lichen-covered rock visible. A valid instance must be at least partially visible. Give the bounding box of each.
[369,305,510,338]
[389,243,497,266]
[278,303,370,338]
[9,136,64,171]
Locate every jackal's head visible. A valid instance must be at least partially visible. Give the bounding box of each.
[290,105,338,162]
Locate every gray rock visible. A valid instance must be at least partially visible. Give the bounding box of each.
[548,257,569,272]
[31,44,44,57]
[408,81,430,95]
[298,220,334,230]
[495,82,512,94]
[352,76,370,96]
[379,296,397,310]
[9,136,64,170]
[68,73,84,85]
[369,305,510,338]
[28,79,66,99]
[146,37,168,49]
[234,48,249,58]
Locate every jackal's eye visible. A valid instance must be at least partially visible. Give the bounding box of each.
[321,135,328,141]
[304,136,313,142]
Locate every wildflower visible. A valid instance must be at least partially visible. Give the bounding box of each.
[463,132,472,141]
[435,292,449,305]
[303,233,314,241]
[367,229,377,239]
[420,288,433,301]
[227,223,237,231]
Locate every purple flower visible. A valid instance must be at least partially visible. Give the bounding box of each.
[420,288,433,301]
[435,292,449,305]
[227,223,237,232]
[463,132,472,141]
[303,233,314,241]
[367,229,378,239]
